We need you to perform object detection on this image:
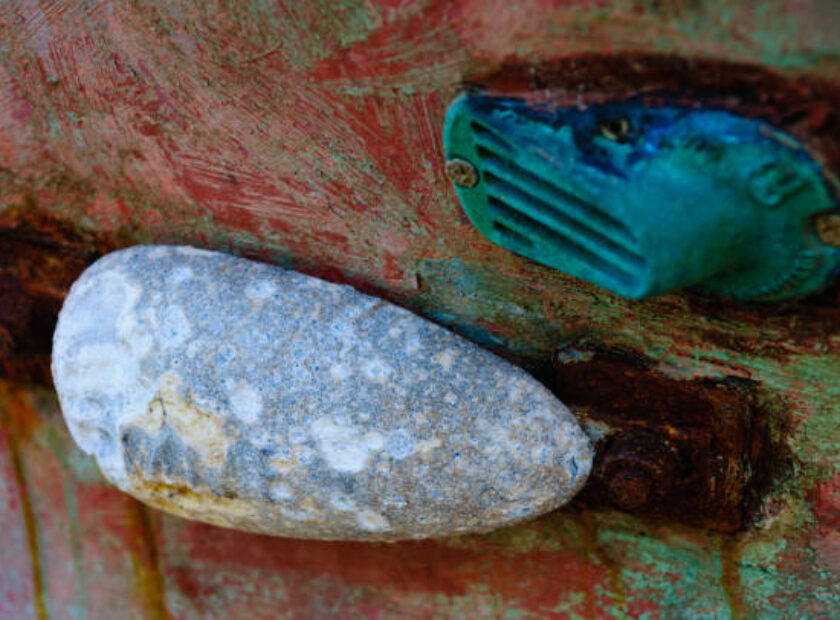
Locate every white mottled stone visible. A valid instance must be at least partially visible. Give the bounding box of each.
[52,245,592,541]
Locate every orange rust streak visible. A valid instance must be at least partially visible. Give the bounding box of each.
[720,536,748,620]
[575,510,627,617]
[130,501,170,620]
[0,383,47,620]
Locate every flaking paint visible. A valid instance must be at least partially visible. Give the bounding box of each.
[1,0,840,617]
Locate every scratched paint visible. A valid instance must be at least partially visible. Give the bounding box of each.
[1,0,840,617]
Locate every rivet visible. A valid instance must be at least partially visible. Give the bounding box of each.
[814,212,840,248]
[599,429,679,513]
[445,159,479,188]
[607,467,652,511]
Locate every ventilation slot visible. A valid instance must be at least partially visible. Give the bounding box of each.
[492,221,534,250]
[483,172,645,271]
[487,197,638,286]
[468,120,647,286]
[471,122,514,155]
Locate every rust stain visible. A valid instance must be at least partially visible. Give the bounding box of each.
[130,502,169,620]
[574,509,628,618]
[719,536,749,620]
[0,386,47,620]
[0,206,116,385]
[555,350,758,532]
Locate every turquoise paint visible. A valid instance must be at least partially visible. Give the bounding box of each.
[444,94,839,301]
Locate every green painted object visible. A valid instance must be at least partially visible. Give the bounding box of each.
[443,94,840,301]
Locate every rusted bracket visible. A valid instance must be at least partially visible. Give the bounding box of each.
[554,349,761,532]
[0,209,109,384]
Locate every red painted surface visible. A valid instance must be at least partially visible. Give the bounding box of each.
[1,1,840,617]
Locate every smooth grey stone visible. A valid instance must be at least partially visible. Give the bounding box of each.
[51,245,592,540]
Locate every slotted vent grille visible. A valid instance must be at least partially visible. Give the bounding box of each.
[470,121,647,288]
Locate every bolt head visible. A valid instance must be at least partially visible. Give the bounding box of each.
[607,467,652,511]
[446,159,479,188]
[815,212,840,248]
[599,429,680,513]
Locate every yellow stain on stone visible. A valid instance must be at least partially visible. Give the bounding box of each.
[129,373,230,469]
[127,479,261,530]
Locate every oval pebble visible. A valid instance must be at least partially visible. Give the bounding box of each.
[51,245,592,540]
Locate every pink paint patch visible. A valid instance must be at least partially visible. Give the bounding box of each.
[811,530,840,575]
[810,474,840,574]
[813,473,840,530]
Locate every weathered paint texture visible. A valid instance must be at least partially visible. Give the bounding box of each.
[1,0,840,617]
[52,245,591,540]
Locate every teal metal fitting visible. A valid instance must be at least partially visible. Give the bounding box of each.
[443,94,840,301]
